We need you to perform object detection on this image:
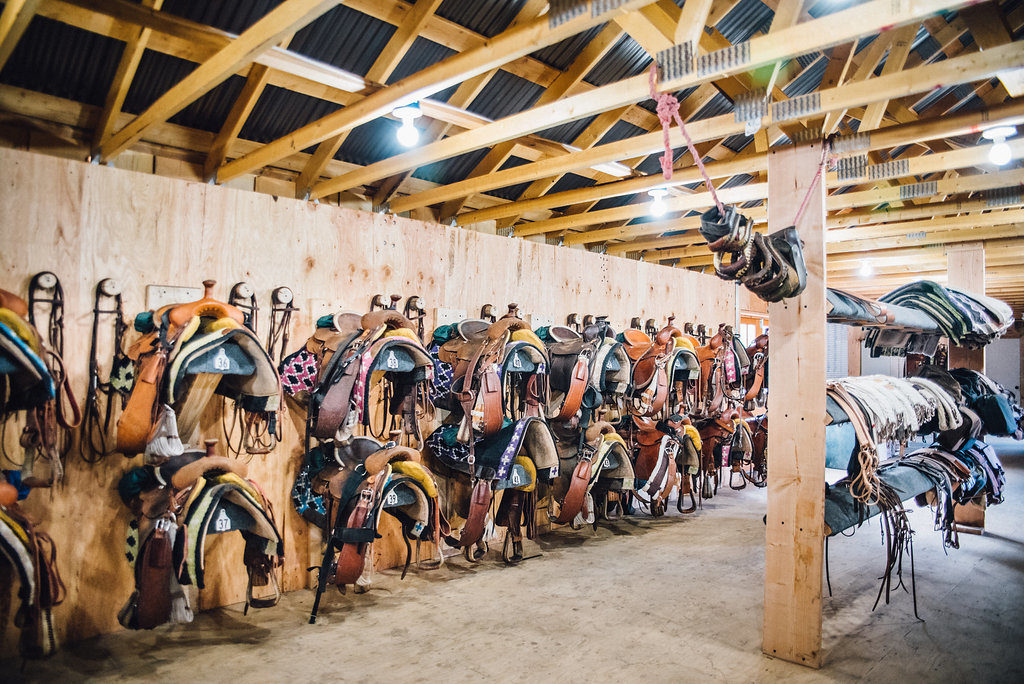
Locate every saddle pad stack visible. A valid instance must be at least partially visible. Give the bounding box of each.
[876,280,1014,349]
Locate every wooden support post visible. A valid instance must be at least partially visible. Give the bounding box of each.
[946,242,986,371]
[763,142,827,668]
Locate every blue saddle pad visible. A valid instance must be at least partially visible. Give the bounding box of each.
[187,343,255,376]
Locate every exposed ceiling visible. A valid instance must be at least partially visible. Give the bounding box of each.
[0,0,1022,313]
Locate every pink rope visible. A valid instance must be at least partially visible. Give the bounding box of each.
[648,63,724,215]
[791,143,829,227]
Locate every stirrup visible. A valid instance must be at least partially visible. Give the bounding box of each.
[463,540,487,563]
[502,534,524,565]
[602,495,623,522]
[677,488,697,514]
[745,464,767,488]
[729,465,747,490]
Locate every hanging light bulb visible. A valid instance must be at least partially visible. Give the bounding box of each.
[982,125,1016,166]
[648,188,668,217]
[859,261,873,278]
[393,103,422,148]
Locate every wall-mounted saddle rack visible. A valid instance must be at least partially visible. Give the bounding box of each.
[229,282,258,333]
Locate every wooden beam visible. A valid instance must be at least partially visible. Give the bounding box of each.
[203,61,276,180]
[828,196,1024,228]
[960,1,1023,97]
[858,23,919,131]
[97,0,341,162]
[94,0,163,147]
[669,223,1024,264]
[829,224,1024,255]
[456,100,1024,227]
[675,0,715,45]
[215,0,660,183]
[388,40,1022,213]
[296,0,443,197]
[316,0,980,201]
[830,167,1024,211]
[616,0,679,55]
[439,21,626,219]
[0,84,553,219]
[612,197,1024,253]
[949,241,986,370]
[373,1,549,207]
[0,0,40,73]
[512,140,1024,237]
[763,141,827,668]
[828,209,1024,242]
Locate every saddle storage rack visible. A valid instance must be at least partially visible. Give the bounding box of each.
[425,304,560,565]
[115,279,284,460]
[281,299,452,621]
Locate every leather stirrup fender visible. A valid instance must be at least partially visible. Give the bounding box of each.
[553,456,592,524]
[446,479,491,549]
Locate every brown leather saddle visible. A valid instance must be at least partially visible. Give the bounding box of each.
[427,316,556,562]
[301,309,433,445]
[115,439,284,630]
[307,437,447,622]
[617,327,670,417]
[116,280,281,456]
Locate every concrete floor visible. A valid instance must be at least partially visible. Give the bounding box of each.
[6,439,1023,683]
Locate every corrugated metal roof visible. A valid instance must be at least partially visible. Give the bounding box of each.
[584,34,651,87]
[784,56,826,97]
[692,92,734,120]
[597,119,647,146]
[532,26,604,71]
[467,70,544,118]
[437,0,526,38]
[487,155,536,200]
[0,0,1011,213]
[388,38,457,84]
[240,86,340,148]
[591,193,638,212]
[717,0,774,45]
[416,147,491,186]
[289,5,397,77]
[547,173,596,197]
[537,116,599,145]
[161,0,281,34]
[0,16,122,107]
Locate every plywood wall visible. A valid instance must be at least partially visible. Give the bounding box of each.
[0,147,735,654]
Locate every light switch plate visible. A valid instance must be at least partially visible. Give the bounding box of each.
[531,314,555,329]
[145,284,202,310]
[435,307,466,326]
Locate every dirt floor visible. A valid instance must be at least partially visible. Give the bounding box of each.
[5,439,1023,683]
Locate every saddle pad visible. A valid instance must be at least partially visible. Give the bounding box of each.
[280,349,319,397]
[427,417,558,481]
[0,320,54,409]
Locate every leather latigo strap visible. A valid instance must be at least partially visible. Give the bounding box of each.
[444,479,491,549]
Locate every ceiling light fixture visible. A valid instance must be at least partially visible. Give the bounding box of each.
[648,188,668,217]
[859,261,873,278]
[592,161,632,177]
[982,125,1016,166]
[393,103,422,147]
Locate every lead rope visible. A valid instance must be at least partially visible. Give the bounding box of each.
[791,140,830,227]
[648,63,724,215]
